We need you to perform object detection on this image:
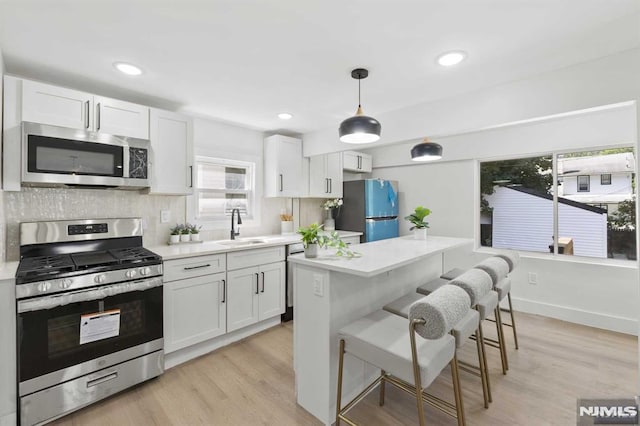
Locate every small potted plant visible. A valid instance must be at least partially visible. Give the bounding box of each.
[189,223,202,241]
[180,224,191,242]
[405,206,431,240]
[169,224,182,244]
[297,223,327,258]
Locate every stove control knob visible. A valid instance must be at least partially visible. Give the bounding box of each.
[38,281,52,292]
[125,270,137,279]
[59,279,73,289]
[94,274,107,284]
[140,267,151,276]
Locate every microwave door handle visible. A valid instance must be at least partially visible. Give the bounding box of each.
[122,145,130,179]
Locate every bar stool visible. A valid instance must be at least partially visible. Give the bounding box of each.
[383,269,494,408]
[473,257,510,373]
[336,285,471,426]
[494,252,521,350]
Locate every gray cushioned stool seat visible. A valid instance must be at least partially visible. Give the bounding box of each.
[416,277,449,296]
[476,290,499,320]
[495,277,512,301]
[339,310,455,387]
[440,268,466,280]
[383,293,480,349]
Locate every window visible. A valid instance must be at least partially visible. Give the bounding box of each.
[193,157,255,221]
[577,175,590,192]
[601,174,612,185]
[480,147,636,261]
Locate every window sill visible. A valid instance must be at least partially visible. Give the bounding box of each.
[474,246,638,269]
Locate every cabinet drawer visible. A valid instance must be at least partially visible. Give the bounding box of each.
[164,254,226,282]
[342,236,361,245]
[227,246,285,271]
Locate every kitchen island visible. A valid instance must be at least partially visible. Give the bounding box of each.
[288,235,472,425]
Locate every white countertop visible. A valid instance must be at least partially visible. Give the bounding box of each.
[147,230,362,261]
[0,261,19,282]
[288,235,473,278]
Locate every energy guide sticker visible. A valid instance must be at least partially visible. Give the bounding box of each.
[79,309,121,345]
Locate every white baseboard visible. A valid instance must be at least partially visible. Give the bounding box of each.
[165,316,282,369]
[511,297,638,336]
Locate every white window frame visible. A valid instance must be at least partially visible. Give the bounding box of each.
[601,173,612,185]
[189,156,256,229]
[476,145,637,266]
[577,175,590,192]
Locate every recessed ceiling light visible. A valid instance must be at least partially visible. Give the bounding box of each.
[277,112,293,120]
[436,51,467,67]
[113,62,143,76]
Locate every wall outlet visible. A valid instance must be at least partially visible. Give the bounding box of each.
[313,274,324,297]
[160,210,171,223]
[528,272,538,285]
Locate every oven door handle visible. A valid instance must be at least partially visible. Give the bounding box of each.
[17,277,163,313]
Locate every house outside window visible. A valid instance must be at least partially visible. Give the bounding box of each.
[577,175,590,192]
[193,156,255,222]
[480,148,636,261]
[601,174,612,185]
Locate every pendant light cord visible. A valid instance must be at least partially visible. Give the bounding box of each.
[358,78,361,108]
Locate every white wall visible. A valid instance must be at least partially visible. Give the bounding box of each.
[303,48,640,157]
[189,117,286,240]
[368,106,639,335]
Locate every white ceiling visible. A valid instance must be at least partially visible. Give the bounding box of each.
[1,0,639,135]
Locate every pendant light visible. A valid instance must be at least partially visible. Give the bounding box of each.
[411,138,443,162]
[339,68,381,144]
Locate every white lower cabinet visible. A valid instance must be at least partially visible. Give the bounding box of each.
[227,262,285,333]
[164,272,227,353]
[163,254,227,354]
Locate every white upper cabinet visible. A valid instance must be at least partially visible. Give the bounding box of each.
[22,79,93,130]
[20,79,149,139]
[148,109,194,195]
[309,152,343,198]
[343,151,372,173]
[94,96,149,139]
[264,135,305,197]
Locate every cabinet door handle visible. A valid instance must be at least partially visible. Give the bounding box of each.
[183,264,211,270]
[221,279,226,303]
[189,165,193,188]
[84,101,90,129]
[325,178,329,194]
[329,178,332,194]
[255,273,260,294]
[359,155,362,169]
[260,272,265,293]
[96,103,101,130]
[279,174,283,192]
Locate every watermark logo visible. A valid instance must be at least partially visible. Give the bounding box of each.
[577,399,639,425]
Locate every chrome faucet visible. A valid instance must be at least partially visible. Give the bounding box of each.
[230,208,242,240]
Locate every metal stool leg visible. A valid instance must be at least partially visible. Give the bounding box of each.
[450,354,466,426]
[507,293,519,350]
[477,322,492,403]
[379,370,386,406]
[474,328,490,408]
[336,339,346,426]
[494,308,509,374]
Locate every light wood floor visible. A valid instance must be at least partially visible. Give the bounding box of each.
[53,312,637,425]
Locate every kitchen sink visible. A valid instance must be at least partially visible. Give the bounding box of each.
[215,239,268,247]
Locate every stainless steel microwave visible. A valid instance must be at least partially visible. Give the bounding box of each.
[22,122,150,189]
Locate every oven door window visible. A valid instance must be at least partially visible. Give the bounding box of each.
[27,135,124,177]
[18,286,162,382]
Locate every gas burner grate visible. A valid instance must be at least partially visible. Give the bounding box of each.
[109,247,161,264]
[16,255,75,279]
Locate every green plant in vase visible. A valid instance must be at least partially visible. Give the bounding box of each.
[405,206,431,240]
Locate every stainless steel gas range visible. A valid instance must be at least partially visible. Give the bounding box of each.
[15,218,164,426]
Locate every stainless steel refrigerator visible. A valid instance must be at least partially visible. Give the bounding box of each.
[336,179,399,242]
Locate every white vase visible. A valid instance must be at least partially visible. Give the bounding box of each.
[191,233,201,241]
[304,243,319,258]
[414,228,428,240]
[324,218,335,231]
[169,234,180,243]
[281,221,294,234]
[180,234,191,242]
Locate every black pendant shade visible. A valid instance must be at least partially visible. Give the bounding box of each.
[339,68,381,144]
[411,139,443,162]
